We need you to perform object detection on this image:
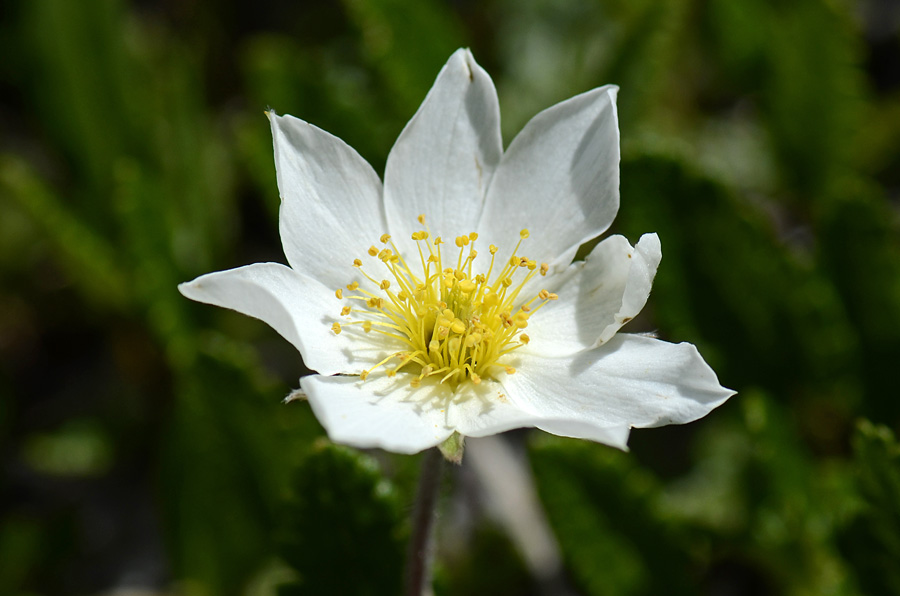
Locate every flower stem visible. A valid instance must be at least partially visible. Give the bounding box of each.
[404,447,444,596]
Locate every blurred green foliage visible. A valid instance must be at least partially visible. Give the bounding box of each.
[1,0,899,594]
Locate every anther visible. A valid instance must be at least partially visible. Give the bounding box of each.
[469,232,478,241]
[353,258,363,267]
[335,289,343,299]
[489,245,498,254]
[380,280,390,290]
[341,306,351,316]
[417,214,426,224]
[520,334,530,344]
[505,367,516,375]
[368,246,378,257]
[331,322,342,334]
[347,281,359,290]
[540,263,549,276]
[539,289,550,300]
[380,233,391,244]
[458,280,476,293]
[520,229,530,239]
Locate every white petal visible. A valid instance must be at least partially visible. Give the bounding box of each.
[301,374,536,454]
[526,233,661,356]
[271,113,387,289]
[524,419,631,451]
[478,86,620,273]
[383,48,502,241]
[179,263,398,376]
[501,334,734,434]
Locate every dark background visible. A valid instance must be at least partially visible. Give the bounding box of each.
[2,0,900,594]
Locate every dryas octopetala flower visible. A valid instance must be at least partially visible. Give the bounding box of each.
[179,49,733,454]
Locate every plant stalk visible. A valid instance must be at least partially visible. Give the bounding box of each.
[404,447,444,596]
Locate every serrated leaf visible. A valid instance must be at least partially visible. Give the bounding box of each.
[530,439,693,596]
[160,354,301,595]
[840,421,900,595]
[278,442,405,596]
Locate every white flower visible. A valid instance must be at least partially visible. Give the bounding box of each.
[179,49,734,454]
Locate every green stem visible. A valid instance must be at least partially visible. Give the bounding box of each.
[404,447,444,596]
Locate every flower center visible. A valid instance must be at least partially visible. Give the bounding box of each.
[331,215,557,389]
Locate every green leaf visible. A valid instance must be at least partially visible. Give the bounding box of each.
[0,155,129,309]
[530,438,694,596]
[841,421,900,595]
[617,153,858,403]
[493,0,687,136]
[817,184,900,425]
[706,0,865,199]
[341,0,466,116]
[278,442,405,596]
[160,354,307,595]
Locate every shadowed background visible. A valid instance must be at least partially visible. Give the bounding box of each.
[2,0,900,594]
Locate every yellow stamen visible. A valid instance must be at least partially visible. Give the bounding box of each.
[337,215,555,388]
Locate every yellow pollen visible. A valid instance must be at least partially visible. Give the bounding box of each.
[337,216,557,389]
[335,288,343,299]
